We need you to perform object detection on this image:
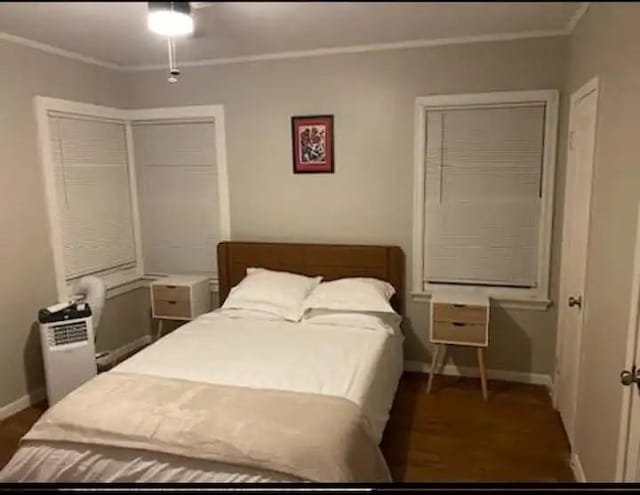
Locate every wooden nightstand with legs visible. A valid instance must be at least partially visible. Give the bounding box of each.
[150,275,211,339]
[427,294,490,400]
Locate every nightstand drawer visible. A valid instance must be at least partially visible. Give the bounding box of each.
[153,299,191,318]
[433,303,486,324]
[152,285,190,302]
[432,321,486,345]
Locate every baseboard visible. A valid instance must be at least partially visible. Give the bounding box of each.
[571,453,586,482]
[0,386,45,421]
[105,334,152,366]
[404,360,553,388]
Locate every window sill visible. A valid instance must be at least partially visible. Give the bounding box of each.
[411,292,552,311]
[104,275,220,300]
[142,275,219,292]
[66,268,141,301]
[106,278,148,299]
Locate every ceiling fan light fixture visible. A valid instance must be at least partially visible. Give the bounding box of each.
[147,2,194,37]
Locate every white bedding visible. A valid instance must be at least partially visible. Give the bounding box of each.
[116,309,403,443]
[3,309,403,482]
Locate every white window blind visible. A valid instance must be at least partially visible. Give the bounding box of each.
[423,104,545,289]
[133,120,220,276]
[48,114,137,280]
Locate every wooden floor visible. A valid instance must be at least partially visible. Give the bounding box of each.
[0,372,573,482]
[0,400,47,471]
[380,373,574,481]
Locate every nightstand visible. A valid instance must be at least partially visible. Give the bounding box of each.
[427,293,490,400]
[150,274,211,339]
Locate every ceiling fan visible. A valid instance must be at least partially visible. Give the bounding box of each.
[147,2,215,82]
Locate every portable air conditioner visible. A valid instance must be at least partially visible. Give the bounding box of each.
[39,302,97,405]
[38,275,105,406]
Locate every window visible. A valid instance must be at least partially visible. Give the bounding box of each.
[49,115,137,279]
[132,119,223,276]
[412,91,558,308]
[35,98,230,301]
[38,101,142,299]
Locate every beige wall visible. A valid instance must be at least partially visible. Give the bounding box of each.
[565,3,640,481]
[125,37,568,374]
[0,42,150,408]
[97,288,152,353]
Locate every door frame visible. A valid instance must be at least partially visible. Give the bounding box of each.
[616,203,640,480]
[552,77,599,441]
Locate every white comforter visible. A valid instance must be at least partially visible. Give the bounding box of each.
[2,310,404,482]
[117,310,404,442]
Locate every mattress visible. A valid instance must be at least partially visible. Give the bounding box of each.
[2,310,404,482]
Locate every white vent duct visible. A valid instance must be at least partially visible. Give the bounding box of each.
[73,276,106,329]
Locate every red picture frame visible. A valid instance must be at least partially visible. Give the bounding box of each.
[291,115,334,174]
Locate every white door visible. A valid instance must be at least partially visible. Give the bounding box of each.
[554,77,599,445]
[619,206,640,481]
[623,344,640,480]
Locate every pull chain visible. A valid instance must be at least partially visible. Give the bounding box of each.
[167,37,180,83]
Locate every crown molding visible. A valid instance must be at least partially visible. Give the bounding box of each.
[1,5,585,74]
[0,31,121,70]
[124,29,567,72]
[565,2,590,34]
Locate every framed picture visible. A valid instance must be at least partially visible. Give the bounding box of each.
[291,115,334,174]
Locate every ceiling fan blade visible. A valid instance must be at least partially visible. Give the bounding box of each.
[190,2,215,9]
[188,2,216,39]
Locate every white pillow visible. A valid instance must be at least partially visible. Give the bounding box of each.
[221,267,322,321]
[302,308,401,336]
[302,277,397,314]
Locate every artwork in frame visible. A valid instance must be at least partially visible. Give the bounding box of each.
[291,115,334,174]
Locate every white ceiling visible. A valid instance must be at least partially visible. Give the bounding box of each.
[0,2,584,69]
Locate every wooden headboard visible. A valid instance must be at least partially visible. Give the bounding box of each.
[217,242,405,315]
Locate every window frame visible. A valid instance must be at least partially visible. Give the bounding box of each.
[411,90,559,310]
[34,97,230,302]
[35,97,143,301]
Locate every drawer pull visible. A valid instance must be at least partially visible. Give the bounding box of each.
[453,304,466,308]
[166,285,177,289]
[452,322,466,327]
[168,301,176,305]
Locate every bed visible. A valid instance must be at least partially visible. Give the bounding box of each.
[1,242,405,483]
